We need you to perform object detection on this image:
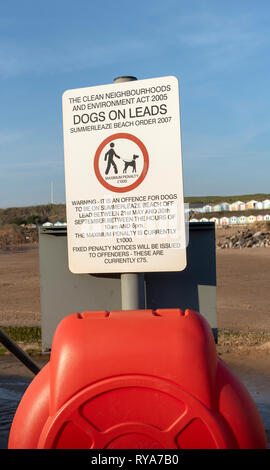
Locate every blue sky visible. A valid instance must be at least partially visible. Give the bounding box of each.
[0,0,270,207]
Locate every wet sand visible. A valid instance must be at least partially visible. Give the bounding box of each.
[0,243,270,331]
[216,247,270,331]
[0,356,48,449]
[0,351,268,449]
[0,247,41,327]
[0,243,269,448]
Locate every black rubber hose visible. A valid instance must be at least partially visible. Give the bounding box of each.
[0,328,41,375]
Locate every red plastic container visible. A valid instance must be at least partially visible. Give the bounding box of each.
[8,309,267,449]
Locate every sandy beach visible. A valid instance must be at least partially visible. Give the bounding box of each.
[0,237,269,448]
[1,241,270,331]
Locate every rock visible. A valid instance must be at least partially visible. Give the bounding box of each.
[216,228,270,249]
[243,231,253,239]
[253,231,262,238]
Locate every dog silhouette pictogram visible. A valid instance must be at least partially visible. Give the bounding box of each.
[123,155,139,173]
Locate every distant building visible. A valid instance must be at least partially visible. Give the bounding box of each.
[229,216,238,224]
[220,202,230,211]
[229,201,243,211]
[202,204,213,213]
[255,201,264,210]
[189,203,205,214]
[246,200,258,209]
[263,200,270,210]
[239,202,247,211]
[247,215,256,224]
[239,215,247,224]
[220,217,229,225]
[42,222,53,227]
[213,204,222,212]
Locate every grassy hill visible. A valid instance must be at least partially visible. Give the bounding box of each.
[0,194,269,228]
[0,204,66,227]
[194,209,270,220]
[0,204,67,248]
[184,194,270,205]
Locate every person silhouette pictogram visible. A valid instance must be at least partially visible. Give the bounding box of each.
[104,143,120,175]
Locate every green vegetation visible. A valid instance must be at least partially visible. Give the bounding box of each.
[184,194,270,205]
[0,327,42,356]
[0,204,66,228]
[0,326,41,344]
[1,327,268,357]
[0,196,269,230]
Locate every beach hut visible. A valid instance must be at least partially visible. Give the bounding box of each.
[213,204,222,212]
[220,202,230,212]
[210,217,219,225]
[202,204,213,213]
[42,222,53,227]
[184,207,192,214]
[189,203,205,213]
[246,200,258,209]
[229,201,243,211]
[263,214,270,221]
[229,216,238,225]
[220,217,229,225]
[263,200,270,210]
[238,215,247,225]
[239,202,247,211]
[255,201,264,210]
[256,215,264,222]
[190,218,199,223]
[247,215,256,224]
[199,218,209,222]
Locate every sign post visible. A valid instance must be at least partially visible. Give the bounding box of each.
[113,76,144,310]
[62,75,186,306]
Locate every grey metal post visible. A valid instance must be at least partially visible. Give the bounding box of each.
[113,76,145,310]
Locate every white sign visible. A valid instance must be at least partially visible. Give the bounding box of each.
[62,76,186,273]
